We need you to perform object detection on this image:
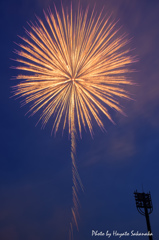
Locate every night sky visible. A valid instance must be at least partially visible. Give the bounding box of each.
[1,0,159,239]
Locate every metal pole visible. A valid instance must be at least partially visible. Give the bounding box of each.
[134,191,153,240]
[144,195,153,240]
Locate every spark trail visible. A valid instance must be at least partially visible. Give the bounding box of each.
[12,3,135,239]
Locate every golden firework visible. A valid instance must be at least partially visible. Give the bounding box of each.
[12,4,134,239]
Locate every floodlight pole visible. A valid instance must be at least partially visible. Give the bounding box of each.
[134,190,153,240]
[144,204,152,237]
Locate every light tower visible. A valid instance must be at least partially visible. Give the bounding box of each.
[134,190,153,240]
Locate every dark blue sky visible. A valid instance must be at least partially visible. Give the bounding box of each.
[1,0,159,239]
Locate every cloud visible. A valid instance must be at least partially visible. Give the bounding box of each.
[108,131,136,160]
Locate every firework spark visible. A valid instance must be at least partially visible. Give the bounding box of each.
[12,4,134,239]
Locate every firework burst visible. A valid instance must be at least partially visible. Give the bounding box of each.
[12,3,135,239]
